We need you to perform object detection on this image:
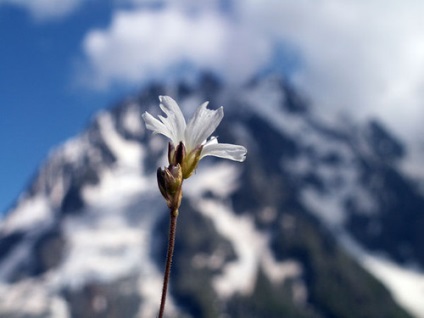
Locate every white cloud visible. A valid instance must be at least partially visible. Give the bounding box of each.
[0,0,83,20]
[252,1,424,126]
[80,7,272,88]
[80,0,424,176]
[239,0,424,174]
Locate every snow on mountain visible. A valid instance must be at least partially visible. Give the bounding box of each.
[0,74,422,317]
[339,233,424,318]
[193,197,304,299]
[240,77,424,317]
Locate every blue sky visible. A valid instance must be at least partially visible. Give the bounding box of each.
[0,2,124,212]
[1,0,424,213]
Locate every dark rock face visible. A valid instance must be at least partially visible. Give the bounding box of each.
[62,275,141,318]
[31,226,65,277]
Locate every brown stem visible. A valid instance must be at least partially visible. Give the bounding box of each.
[158,209,178,318]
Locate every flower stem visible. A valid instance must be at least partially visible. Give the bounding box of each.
[158,209,178,318]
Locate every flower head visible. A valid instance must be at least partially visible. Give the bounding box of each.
[142,96,247,178]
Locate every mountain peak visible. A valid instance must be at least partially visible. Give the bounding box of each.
[0,75,422,317]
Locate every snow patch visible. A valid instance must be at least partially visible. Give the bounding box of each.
[301,188,345,228]
[122,103,145,137]
[55,190,182,315]
[82,167,151,207]
[184,162,241,199]
[82,113,155,207]
[2,195,52,234]
[243,79,308,137]
[98,112,144,169]
[195,198,303,298]
[0,279,70,318]
[340,233,424,318]
[60,215,144,288]
[60,137,88,164]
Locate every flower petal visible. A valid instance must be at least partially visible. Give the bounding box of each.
[142,111,175,140]
[157,96,187,145]
[185,102,224,152]
[201,142,247,162]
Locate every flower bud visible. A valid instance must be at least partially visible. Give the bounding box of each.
[156,164,183,209]
[165,164,183,194]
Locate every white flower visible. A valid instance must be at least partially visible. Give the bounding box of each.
[142,96,247,177]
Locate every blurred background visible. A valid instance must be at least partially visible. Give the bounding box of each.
[1,1,424,317]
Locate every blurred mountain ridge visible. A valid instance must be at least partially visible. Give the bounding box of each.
[0,73,422,317]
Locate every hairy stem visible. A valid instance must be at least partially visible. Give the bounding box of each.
[158,209,178,318]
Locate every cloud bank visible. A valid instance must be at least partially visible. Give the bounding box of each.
[246,0,424,138]
[81,7,272,88]
[80,1,424,150]
[241,0,424,175]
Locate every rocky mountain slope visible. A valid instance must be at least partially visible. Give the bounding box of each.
[0,74,422,317]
